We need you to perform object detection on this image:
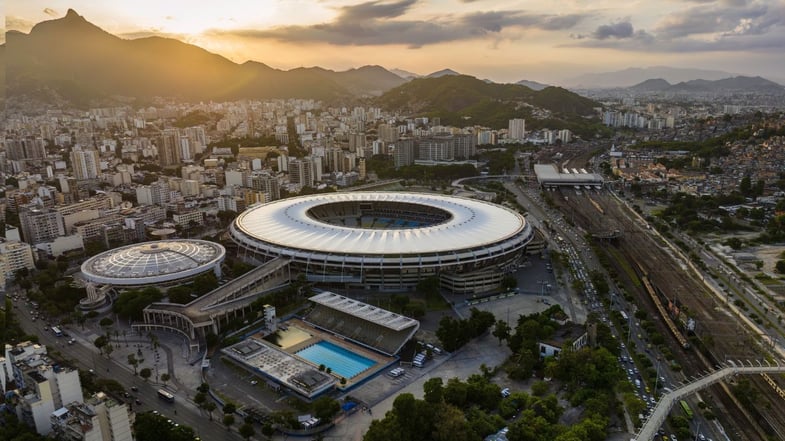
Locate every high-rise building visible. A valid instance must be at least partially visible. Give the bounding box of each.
[249,172,281,201]
[391,138,416,168]
[288,158,315,188]
[508,118,526,141]
[348,132,365,153]
[453,134,477,159]
[157,129,181,167]
[136,182,169,206]
[6,137,46,161]
[4,342,84,435]
[19,207,65,245]
[0,239,36,283]
[417,135,454,161]
[51,393,134,441]
[70,148,101,180]
[378,124,399,143]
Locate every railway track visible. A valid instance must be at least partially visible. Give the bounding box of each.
[548,188,785,440]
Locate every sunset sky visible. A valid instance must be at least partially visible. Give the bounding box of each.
[5,0,785,84]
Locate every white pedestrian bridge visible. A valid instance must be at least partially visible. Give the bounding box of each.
[633,359,785,441]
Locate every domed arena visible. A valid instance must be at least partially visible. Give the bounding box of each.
[229,192,534,292]
[80,239,225,287]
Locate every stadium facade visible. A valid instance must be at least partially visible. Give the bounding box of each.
[229,192,534,293]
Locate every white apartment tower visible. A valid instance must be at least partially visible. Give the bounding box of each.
[508,118,526,141]
[70,149,101,180]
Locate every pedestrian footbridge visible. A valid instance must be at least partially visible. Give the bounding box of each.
[633,359,785,441]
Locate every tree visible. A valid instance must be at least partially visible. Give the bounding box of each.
[197,382,210,394]
[194,392,207,406]
[776,260,785,274]
[160,373,170,386]
[312,396,341,420]
[223,414,235,431]
[493,320,511,345]
[204,402,217,421]
[127,354,139,374]
[139,368,152,381]
[223,402,237,415]
[99,317,114,328]
[239,423,255,440]
[739,175,752,195]
[423,377,444,404]
[94,335,108,355]
[104,343,114,359]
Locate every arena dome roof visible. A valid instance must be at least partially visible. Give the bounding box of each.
[232,192,527,255]
[80,239,225,286]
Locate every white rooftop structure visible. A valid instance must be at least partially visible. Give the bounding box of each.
[80,239,225,286]
[309,291,418,332]
[534,164,604,187]
[232,192,526,255]
[230,192,533,291]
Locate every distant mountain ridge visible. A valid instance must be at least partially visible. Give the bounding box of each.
[516,80,550,91]
[629,76,784,94]
[426,69,462,78]
[376,74,601,134]
[5,9,407,104]
[565,66,744,88]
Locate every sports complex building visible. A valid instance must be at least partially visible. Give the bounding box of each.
[80,239,225,287]
[222,291,419,399]
[229,192,534,293]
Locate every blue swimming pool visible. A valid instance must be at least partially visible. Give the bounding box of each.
[296,341,375,379]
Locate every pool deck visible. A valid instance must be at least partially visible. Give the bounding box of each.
[251,318,395,389]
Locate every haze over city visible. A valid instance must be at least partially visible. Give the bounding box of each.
[5,0,785,84]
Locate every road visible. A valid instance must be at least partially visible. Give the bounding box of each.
[9,292,243,441]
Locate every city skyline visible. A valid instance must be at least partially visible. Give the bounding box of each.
[4,0,785,84]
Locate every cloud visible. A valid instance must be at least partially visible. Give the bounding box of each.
[655,1,779,38]
[5,16,36,32]
[592,21,634,39]
[206,0,587,48]
[119,30,190,41]
[566,1,785,53]
[43,8,58,17]
[338,0,417,21]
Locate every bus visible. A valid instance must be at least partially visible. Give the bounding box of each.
[679,400,693,419]
[51,326,63,337]
[157,389,175,403]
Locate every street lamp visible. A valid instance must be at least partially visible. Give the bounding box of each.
[653,359,661,396]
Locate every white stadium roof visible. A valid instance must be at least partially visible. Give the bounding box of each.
[233,192,527,255]
[80,240,225,286]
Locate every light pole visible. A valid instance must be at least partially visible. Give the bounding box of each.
[653,359,661,396]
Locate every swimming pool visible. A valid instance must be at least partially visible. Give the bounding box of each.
[296,341,375,379]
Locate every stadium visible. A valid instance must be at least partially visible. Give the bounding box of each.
[80,239,225,287]
[229,192,534,293]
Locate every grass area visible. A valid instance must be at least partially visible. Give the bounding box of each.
[607,247,641,288]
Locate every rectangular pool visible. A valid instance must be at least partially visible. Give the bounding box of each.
[296,341,375,379]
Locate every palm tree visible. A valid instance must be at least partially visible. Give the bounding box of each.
[203,402,217,421]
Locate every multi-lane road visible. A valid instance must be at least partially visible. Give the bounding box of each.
[7,290,242,441]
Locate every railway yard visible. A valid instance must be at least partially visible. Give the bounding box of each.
[546,186,785,441]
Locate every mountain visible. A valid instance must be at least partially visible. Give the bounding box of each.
[627,76,783,94]
[376,74,602,135]
[6,10,407,104]
[668,76,784,93]
[389,68,421,79]
[564,66,737,88]
[629,78,671,92]
[426,69,461,78]
[516,80,550,91]
[331,65,409,95]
